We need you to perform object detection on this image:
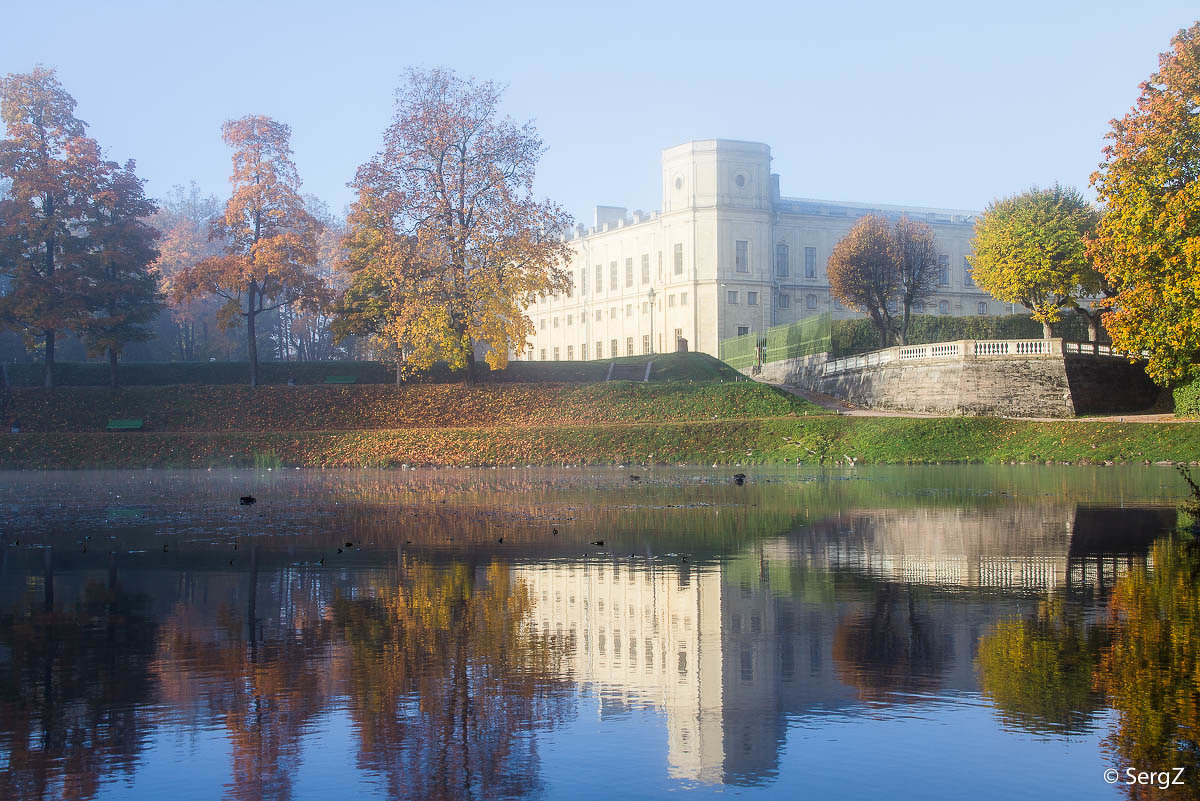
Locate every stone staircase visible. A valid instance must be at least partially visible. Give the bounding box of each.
[605,361,653,383]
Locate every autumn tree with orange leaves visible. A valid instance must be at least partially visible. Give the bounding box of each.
[827,215,903,346]
[0,67,108,387]
[173,116,326,387]
[1089,21,1200,385]
[338,68,572,383]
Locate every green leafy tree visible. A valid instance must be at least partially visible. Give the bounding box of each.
[80,160,164,388]
[1089,22,1200,385]
[971,185,1100,339]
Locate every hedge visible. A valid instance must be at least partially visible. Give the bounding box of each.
[831,313,1106,357]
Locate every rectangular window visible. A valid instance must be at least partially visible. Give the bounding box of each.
[610,338,618,357]
[625,304,632,318]
[778,294,790,308]
[641,254,650,285]
[566,314,572,326]
[641,301,648,314]
[539,348,546,360]
[595,266,603,294]
[658,251,663,280]
[674,328,682,348]
[737,325,750,336]
[938,254,950,286]
[581,342,588,360]
[553,347,559,360]
[680,292,687,306]
[566,345,573,360]
[539,319,546,330]
[668,294,676,308]
[735,240,749,273]
[626,337,634,356]
[977,301,988,315]
[642,334,651,354]
[596,340,602,358]
[807,294,818,309]
[595,310,602,321]
[610,261,618,291]
[625,257,633,288]
[609,307,616,319]
[673,243,683,275]
[963,256,974,286]
[553,316,559,328]
[727,290,739,305]
[775,243,789,276]
[581,268,587,295]
[804,247,816,278]
[747,291,758,306]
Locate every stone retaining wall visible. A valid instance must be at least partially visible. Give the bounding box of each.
[744,339,1159,418]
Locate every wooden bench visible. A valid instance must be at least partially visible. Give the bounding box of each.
[323,375,357,384]
[106,419,144,431]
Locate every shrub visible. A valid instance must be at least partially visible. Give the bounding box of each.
[1174,375,1200,418]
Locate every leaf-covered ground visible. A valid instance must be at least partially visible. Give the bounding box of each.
[3,416,1199,469]
[1,381,821,433]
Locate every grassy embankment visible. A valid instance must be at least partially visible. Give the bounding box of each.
[2,352,1198,468]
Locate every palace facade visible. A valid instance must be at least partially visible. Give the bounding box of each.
[522,139,1000,361]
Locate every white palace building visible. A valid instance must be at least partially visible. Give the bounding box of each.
[522,139,1001,361]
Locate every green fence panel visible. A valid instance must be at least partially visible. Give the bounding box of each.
[718,331,759,370]
[763,312,831,363]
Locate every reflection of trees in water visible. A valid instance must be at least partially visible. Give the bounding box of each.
[975,597,1108,735]
[831,584,952,701]
[331,559,574,801]
[1095,537,1200,800]
[0,567,158,801]
[154,554,336,801]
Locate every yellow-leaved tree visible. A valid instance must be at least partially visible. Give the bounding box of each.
[336,68,572,383]
[970,185,1100,339]
[1088,21,1200,386]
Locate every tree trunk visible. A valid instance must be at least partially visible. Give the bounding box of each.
[395,360,402,386]
[108,348,119,390]
[1042,320,1053,340]
[43,329,55,388]
[247,310,259,388]
[464,343,476,385]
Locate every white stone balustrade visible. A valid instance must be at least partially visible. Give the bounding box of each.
[819,338,1144,376]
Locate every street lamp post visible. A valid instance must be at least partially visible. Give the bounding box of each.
[647,287,656,354]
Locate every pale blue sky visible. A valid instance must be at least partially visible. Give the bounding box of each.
[2,0,1194,222]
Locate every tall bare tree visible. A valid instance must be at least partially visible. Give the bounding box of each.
[892,216,939,345]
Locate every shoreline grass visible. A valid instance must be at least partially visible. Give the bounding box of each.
[3,416,1198,470]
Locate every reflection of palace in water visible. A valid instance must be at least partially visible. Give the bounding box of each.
[516,504,1175,786]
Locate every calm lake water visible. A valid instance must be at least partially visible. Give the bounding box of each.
[0,466,1196,800]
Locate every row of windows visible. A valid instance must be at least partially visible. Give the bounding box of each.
[535,328,685,361]
[551,245,976,305]
[578,245,687,298]
[536,294,689,331]
[725,291,813,309]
